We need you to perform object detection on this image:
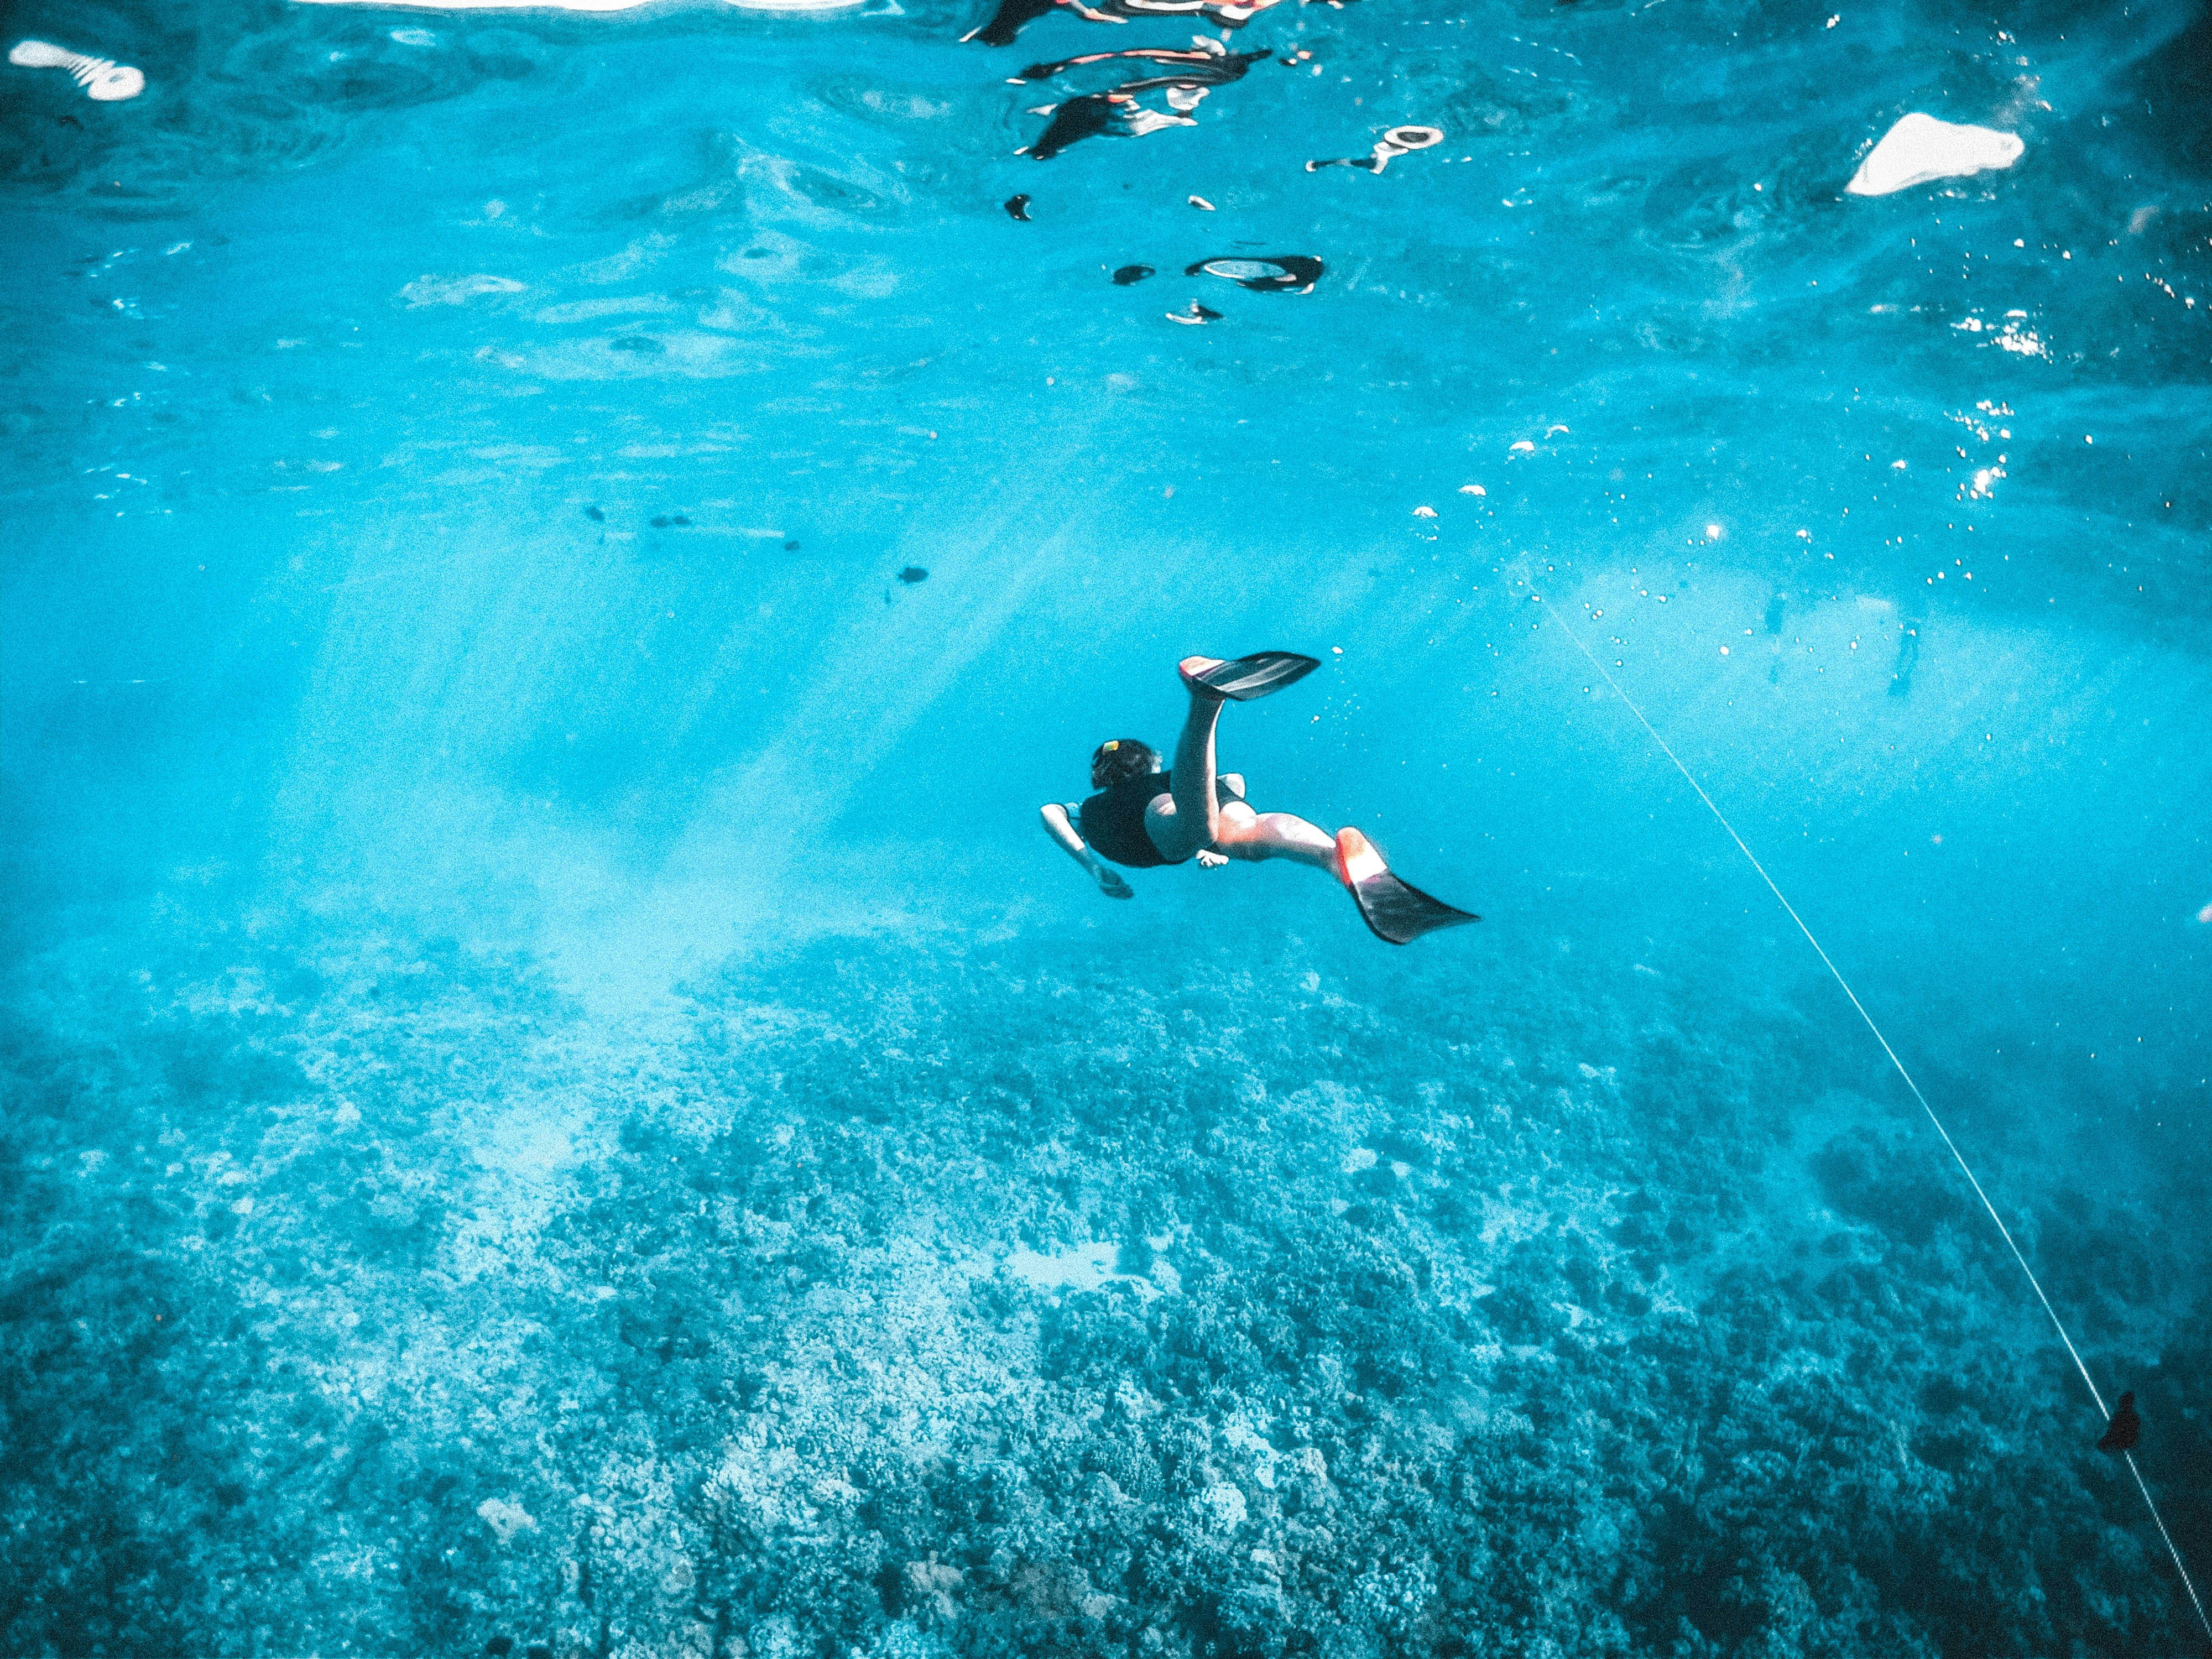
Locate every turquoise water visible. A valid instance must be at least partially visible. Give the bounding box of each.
[3,0,2209,1651]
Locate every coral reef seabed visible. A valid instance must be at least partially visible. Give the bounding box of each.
[2,915,2204,1657]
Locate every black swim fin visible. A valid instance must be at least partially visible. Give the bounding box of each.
[1182,651,1321,701]
[1336,828,1478,945]
[967,0,1053,44]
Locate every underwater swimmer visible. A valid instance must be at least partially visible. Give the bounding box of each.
[1038,654,1479,944]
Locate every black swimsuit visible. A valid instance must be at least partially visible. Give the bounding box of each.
[1079,771,1237,869]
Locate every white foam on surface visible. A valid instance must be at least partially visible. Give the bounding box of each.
[10,39,144,100]
[1846,113,2022,197]
[1953,313,2049,359]
[401,273,525,307]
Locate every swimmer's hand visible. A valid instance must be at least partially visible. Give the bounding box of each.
[1194,849,1229,868]
[1098,869,1134,899]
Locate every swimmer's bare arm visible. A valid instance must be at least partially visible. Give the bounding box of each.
[1058,0,1129,23]
[1039,804,1134,898]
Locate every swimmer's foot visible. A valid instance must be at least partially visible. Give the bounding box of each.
[1178,655,1230,698]
[1335,828,1479,945]
[1178,651,1321,701]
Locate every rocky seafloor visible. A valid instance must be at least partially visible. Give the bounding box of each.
[3,905,2206,1659]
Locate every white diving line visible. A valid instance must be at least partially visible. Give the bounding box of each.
[1536,593,2211,1646]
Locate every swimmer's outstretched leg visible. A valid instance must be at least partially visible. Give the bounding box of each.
[1147,654,1477,941]
[1144,662,1230,862]
[1152,655,1339,869]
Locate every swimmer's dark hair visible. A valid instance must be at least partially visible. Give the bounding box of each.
[1091,739,1160,789]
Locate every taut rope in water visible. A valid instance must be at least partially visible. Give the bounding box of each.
[1537,594,2211,1646]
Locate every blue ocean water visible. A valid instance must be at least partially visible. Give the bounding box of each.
[3,0,2209,1650]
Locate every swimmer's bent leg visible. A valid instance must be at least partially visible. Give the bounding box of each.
[1212,805,1338,870]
